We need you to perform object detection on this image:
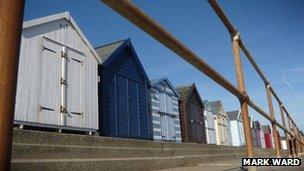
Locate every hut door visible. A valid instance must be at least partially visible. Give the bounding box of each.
[116,75,140,137]
[38,40,61,125]
[190,102,203,143]
[160,114,175,141]
[66,48,84,127]
[116,75,129,136]
[128,79,140,137]
[159,92,175,141]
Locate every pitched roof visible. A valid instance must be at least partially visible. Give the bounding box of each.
[150,77,179,97]
[94,40,125,63]
[95,39,150,82]
[176,84,194,100]
[203,100,217,115]
[227,110,240,120]
[208,100,224,114]
[23,11,101,63]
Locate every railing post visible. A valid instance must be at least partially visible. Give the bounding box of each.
[265,85,281,157]
[280,104,291,157]
[0,0,25,170]
[287,117,295,157]
[295,128,299,157]
[231,33,254,158]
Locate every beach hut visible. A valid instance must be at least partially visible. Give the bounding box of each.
[203,100,217,144]
[210,100,229,146]
[95,39,152,140]
[150,77,181,142]
[14,12,100,133]
[227,110,245,146]
[177,84,206,143]
[262,125,273,148]
[252,120,263,148]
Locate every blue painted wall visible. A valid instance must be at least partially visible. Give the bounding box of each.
[98,41,152,140]
[151,78,182,142]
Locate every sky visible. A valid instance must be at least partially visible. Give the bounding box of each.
[24,0,304,132]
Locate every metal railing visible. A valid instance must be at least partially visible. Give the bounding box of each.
[99,0,304,159]
[0,0,303,170]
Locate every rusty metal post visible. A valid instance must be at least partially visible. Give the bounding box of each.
[287,117,295,157]
[294,127,299,157]
[232,33,254,158]
[0,0,25,170]
[280,104,291,157]
[265,85,281,157]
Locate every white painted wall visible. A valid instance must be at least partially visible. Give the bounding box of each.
[14,17,99,131]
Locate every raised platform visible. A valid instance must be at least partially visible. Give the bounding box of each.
[11,129,287,171]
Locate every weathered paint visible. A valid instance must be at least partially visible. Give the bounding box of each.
[209,101,230,146]
[203,101,217,144]
[177,84,206,143]
[96,39,152,140]
[150,77,181,142]
[14,12,99,131]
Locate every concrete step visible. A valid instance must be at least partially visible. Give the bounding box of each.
[11,153,247,171]
[13,129,242,150]
[12,143,247,159]
[12,129,289,171]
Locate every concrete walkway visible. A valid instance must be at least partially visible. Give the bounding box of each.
[156,158,304,171]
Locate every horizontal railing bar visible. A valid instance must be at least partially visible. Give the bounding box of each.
[207,0,237,35]
[101,0,244,99]
[238,39,269,84]
[101,0,304,148]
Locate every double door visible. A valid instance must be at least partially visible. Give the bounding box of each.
[116,74,140,138]
[160,113,176,141]
[39,39,84,127]
[189,102,204,143]
[158,92,176,141]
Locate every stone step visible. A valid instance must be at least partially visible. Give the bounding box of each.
[12,143,249,159]
[11,153,247,171]
[13,129,242,150]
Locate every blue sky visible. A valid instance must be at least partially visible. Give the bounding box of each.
[24,0,304,132]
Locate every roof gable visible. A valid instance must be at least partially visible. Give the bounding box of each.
[227,110,241,121]
[203,100,217,115]
[23,11,101,63]
[209,100,225,115]
[150,77,179,97]
[95,39,149,82]
[176,84,203,106]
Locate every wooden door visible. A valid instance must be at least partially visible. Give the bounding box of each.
[38,39,61,125]
[66,48,85,127]
[116,75,129,136]
[189,102,204,143]
[128,79,140,137]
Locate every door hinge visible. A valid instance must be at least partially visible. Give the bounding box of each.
[61,77,67,85]
[61,106,71,118]
[61,51,68,59]
[39,105,55,112]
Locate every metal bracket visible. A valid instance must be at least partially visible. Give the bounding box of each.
[39,105,55,112]
[239,91,249,103]
[61,77,67,85]
[61,51,68,59]
[61,106,71,118]
[231,31,240,41]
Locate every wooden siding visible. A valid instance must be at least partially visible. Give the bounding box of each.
[99,47,151,140]
[204,108,216,144]
[178,87,206,143]
[14,18,98,130]
[151,79,181,142]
